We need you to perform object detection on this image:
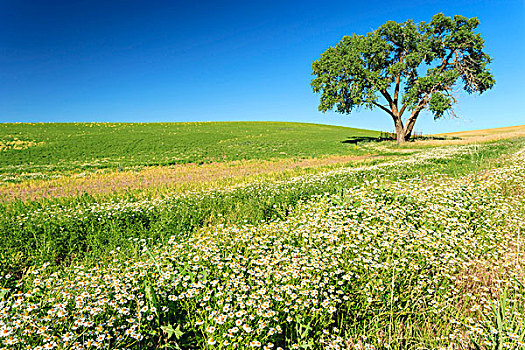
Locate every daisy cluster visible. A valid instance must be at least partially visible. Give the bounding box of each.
[1,147,524,349]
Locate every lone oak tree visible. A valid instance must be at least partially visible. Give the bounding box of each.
[311,13,495,143]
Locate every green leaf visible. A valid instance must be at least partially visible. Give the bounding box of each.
[161,323,184,340]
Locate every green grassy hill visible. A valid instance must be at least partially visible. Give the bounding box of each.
[0,121,380,174]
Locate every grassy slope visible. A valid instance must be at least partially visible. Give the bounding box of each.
[0,121,380,174]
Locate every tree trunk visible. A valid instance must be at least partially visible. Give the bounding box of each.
[394,115,407,143]
[404,110,420,141]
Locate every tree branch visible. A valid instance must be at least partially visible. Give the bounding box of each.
[404,110,420,138]
[380,90,394,109]
[404,92,431,132]
[372,102,393,116]
[398,103,408,117]
[363,75,396,114]
[438,50,455,73]
[393,74,401,107]
[393,52,405,108]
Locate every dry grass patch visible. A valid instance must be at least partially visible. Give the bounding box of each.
[415,125,525,146]
[0,154,387,202]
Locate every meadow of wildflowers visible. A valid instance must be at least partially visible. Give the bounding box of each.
[0,140,524,349]
[1,140,519,276]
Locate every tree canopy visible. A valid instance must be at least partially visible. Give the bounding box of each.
[311,13,495,142]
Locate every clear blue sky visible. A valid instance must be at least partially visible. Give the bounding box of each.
[1,0,523,133]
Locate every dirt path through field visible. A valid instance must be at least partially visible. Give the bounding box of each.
[1,154,385,202]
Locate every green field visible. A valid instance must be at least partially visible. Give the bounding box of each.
[0,123,524,350]
[0,122,381,175]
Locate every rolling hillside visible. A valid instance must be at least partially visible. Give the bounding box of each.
[432,124,525,142]
[0,121,380,174]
